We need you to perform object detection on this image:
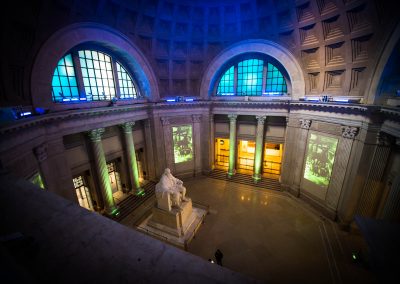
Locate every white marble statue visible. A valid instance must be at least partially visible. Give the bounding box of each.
[155,168,187,210]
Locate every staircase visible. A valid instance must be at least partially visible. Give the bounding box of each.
[207,169,282,191]
[110,181,156,222]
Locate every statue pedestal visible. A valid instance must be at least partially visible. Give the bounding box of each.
[148,199,193,237]
[138,198,207,248]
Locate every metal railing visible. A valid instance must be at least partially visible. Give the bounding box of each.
[263,160,281,175]
[237,157,254,170]
[215,154,229,167]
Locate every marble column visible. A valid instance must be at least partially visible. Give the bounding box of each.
[88,128,118,216]
[144,118,156,181]
[33,140,76,203]
[228,114,238,177]
[356,132,391,218]
[253,116,266,182]
[161,117,174,171]
[33,143,49,189]
[192,115,202,175]
[210,114,215,171]
[121,122,143,195]
[290,119,312,196]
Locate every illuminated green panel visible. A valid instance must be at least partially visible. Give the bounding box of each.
[172,125,193,164]
[29,172,45,189]
[52,54,80,102]
[265,63,287,95]
[116,62,138,99]
[79,50,116,101]
[303,134,338,187]
[217,66,234,95]
[237,59,263,96]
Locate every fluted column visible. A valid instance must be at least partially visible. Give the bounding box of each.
[228,114,238,177]
[192,115,202,175]
[88,128,118,216]
[210,115,215,170]
[253,116,266,182]
[290,119,312,196]
[161,117,174,171]
[33,143,49,189]
[121,122,142,195]
[144,119,156,181]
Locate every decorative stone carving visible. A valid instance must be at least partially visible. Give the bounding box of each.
[341,126,359,139]
[33,143,48,162]
[377,132,392,146]
[192,114,202,123]
[299,119,311,129]
[228,114,238,121]
[256,115,266,125]
[155,168,187,211]
[120,122,135,133]
[161,117,170,126]
[88,128,105,142]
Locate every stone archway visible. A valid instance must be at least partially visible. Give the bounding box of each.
[31,22,159,111]
[200,39,305,100]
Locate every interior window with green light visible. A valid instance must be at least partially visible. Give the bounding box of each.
[51,49,141,103]
[52,54,80,102]
[237,59,263,96]
[116,62,138,99]
[79,50,115,101]
[217,66,234,95]
[215,58,288,96]
[265,63,287,95]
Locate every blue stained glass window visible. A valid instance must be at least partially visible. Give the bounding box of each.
[52,54,79,102]
[217,66,235,95]
[216,58,288,96]
[116,62,138,99]
[79,50,116,101]
[237,59,264,96]
[265,63,287,94]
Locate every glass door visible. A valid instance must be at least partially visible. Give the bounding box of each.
[215,138,230,170]
[73,175,94,211]
[237,140,255,175]
[263,143,283,179]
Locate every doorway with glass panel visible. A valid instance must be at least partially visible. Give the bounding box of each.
[73,175,94,211]
[237,140,255,175]
[263,143,283,180]
[107,161,125,203]
[215,138,230,170]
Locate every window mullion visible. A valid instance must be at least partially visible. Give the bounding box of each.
[234,65,238,95]
[72,51,86,100]
[262,63,267,95]
[112,59,121,99]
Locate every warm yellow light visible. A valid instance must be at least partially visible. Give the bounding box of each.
[241,196,244,201]
[265,149,280,156]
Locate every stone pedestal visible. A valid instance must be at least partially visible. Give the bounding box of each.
[148,199,194,237]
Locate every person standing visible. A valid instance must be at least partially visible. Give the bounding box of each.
[215,249,223,266]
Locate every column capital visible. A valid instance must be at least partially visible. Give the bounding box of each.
[161,117,170,126]
[192,114,202,123]
[33,143,48,162]
[88,128,105,142]
[120,122,135,133]
[341,126,358,139]
[299,119,311,129]
[228,114,238,122]
[256,116,266,125]
[377,132,393,146]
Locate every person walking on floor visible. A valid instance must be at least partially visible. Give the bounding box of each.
[215,249,223,266]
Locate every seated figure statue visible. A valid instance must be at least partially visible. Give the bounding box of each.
[155,168,187,209]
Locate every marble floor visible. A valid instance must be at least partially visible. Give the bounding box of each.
[175,176,377,284]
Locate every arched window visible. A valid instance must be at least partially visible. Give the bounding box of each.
[51,49,140,103]
[216,58,288,96]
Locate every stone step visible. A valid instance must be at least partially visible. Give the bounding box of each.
[111,181,156,222]
[207,170,282,191]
